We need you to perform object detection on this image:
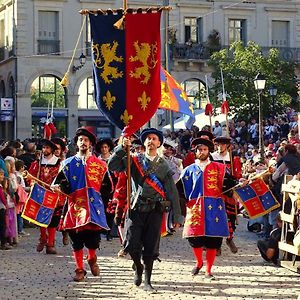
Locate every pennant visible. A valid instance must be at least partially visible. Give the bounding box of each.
[90,12,162,137]
[233,178,280,219]
[159,67,195,128]
[221,100,229,114]
[205,103,213,116]
[21,183,59,227]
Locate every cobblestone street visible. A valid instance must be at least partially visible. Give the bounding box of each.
[0,217,300,300]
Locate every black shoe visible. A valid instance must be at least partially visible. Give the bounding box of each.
[144,282,155,292]
[133,264,144,286]
[191,263,203,276]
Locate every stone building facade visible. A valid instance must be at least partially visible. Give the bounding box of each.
[0,0,299,140]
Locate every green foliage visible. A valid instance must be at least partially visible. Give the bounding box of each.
[208,41,298,121]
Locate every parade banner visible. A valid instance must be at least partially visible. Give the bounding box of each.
[21,183,59,228]
[90,12,161,137]
[233,178,280,219]
[159,67,195,128]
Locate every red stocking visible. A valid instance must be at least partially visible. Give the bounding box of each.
[47,227,56,247]
[206,248,217,275]
[192,247,203,268]
[87,248,97,260]
[40,227,47,241]
[73,249,84,270]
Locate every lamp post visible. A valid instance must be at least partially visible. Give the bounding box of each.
[269,84,277,117]
[72,53,86,72]
[254,73,266,163]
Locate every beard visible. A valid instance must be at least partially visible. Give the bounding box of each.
[197,153,209,161]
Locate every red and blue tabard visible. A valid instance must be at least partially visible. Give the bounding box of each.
[61,155,109,230]
[181,162,229,238]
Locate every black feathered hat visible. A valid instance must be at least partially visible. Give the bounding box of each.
[74,127,96,146]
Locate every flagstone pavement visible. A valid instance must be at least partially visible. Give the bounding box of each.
[0,217,299,300]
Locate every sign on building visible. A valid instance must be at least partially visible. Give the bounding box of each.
[1,98,14,111]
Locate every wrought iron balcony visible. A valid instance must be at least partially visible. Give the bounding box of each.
[37,40,60,55]
[170,43,300,63]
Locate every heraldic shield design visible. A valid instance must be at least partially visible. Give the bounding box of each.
[90,12,162,136]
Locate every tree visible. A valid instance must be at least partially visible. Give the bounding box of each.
[207,41,298,121]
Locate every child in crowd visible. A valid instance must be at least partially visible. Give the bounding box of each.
[15,160,29,236]
[3,177,17,246]
[0,169,11,250]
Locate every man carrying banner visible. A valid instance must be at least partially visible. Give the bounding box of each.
[179,137,237,279]
[108,128,184,291]
[211,136,242,254]
[28,139,61,254]
[53,127,109,282]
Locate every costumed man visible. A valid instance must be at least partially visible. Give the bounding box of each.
[28,139,61,254]
[108,128,184,291]
[51,137,69,246]
[211,136,242,254]
[183,130,214,167]
[162,138,183,235]
[52,127,109,282]
[95,138,118,241]
[179,137,237,279]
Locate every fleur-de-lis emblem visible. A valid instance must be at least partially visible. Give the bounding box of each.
[138,91,151,111]
[103,90,116,110]
[120,109,133,125]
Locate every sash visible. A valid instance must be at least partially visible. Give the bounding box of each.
[132,155,166,198]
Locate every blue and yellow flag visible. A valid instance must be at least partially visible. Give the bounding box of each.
[90,12,162,136]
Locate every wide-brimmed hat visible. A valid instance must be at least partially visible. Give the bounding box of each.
[163,138,178,150]
[74,127,96,146]
[51,137,66,151]
[191,138,214,152]
[140,128,164,147]
[214,136,232,144]
[40,139,58,151]
[95,138,114,153]
[196,130,214,141]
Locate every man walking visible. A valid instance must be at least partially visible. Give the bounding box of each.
[108,128,184,291]
[53,127,109,282]
[179,137,236,279]
[28,139,61,254]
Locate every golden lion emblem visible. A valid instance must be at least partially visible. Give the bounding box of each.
[129,41,158,84]
[92,41,123,84]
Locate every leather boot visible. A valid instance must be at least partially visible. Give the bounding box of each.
[226,238,238,253]
[130,252,144,286]
[46,245,57,254]
[73,269,87,282]
[143,258,155,292]
[36,238,47,252]
[87,256,100,276]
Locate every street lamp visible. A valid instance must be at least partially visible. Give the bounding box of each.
[254,73,266,163]
[269,84,277,116]
[72,53,86,72]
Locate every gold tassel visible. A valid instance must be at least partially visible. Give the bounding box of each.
[60,72,69,88]
[114,15,125,30]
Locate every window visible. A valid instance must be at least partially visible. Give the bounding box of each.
[272,21,289,47]
[31,75,66,108]
[229,19,246,45]
[78,77,97,109]
[184,17,198,43]
[38,11,59,54]
[182,79,205,110]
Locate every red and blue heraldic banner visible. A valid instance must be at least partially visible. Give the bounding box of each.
[90,12,161,136]
[21,183,59,228]
[233,178,280,219]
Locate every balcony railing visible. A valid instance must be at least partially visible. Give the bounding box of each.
[37,40,60,55]
[0,46,4,61]
[170,43,300,63]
